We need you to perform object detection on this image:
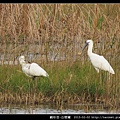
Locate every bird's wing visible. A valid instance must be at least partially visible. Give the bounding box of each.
[91,54,114,74]
[100,56,115,74]
[22,64,32,77]
[30,63,48,76]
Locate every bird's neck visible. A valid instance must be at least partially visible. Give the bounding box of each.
[87,42,93,56]
[20,61,26,67]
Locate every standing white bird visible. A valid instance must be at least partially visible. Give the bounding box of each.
[19,56,49,80]
[80,40,115,74]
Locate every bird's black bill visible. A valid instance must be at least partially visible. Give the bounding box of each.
[82,42,88,51]
[78,42,88,55]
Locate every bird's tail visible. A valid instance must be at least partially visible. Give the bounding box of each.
[46,72,49,77]
[109,66,115,74]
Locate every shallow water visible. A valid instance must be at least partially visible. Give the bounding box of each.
[0,103,119,114]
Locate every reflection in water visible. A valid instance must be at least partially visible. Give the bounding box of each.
[0,103,119,114]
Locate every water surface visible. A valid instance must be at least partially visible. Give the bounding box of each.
[0,103,119,114]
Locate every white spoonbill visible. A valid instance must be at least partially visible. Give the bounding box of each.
[80,40,115,74]
[19,56,49,80]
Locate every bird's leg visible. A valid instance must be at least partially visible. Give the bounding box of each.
[108,73,111,94]
[105,72,111,104]
[99,71,102,85]
[28,78,31,102]
[32,76,36,80]
[34,78,38,93]
[32,76,38,92]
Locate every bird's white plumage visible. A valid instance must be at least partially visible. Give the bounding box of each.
[19,56,49,79]
[83,40,115,74]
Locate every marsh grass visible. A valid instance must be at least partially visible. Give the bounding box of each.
[0,59,119,108]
